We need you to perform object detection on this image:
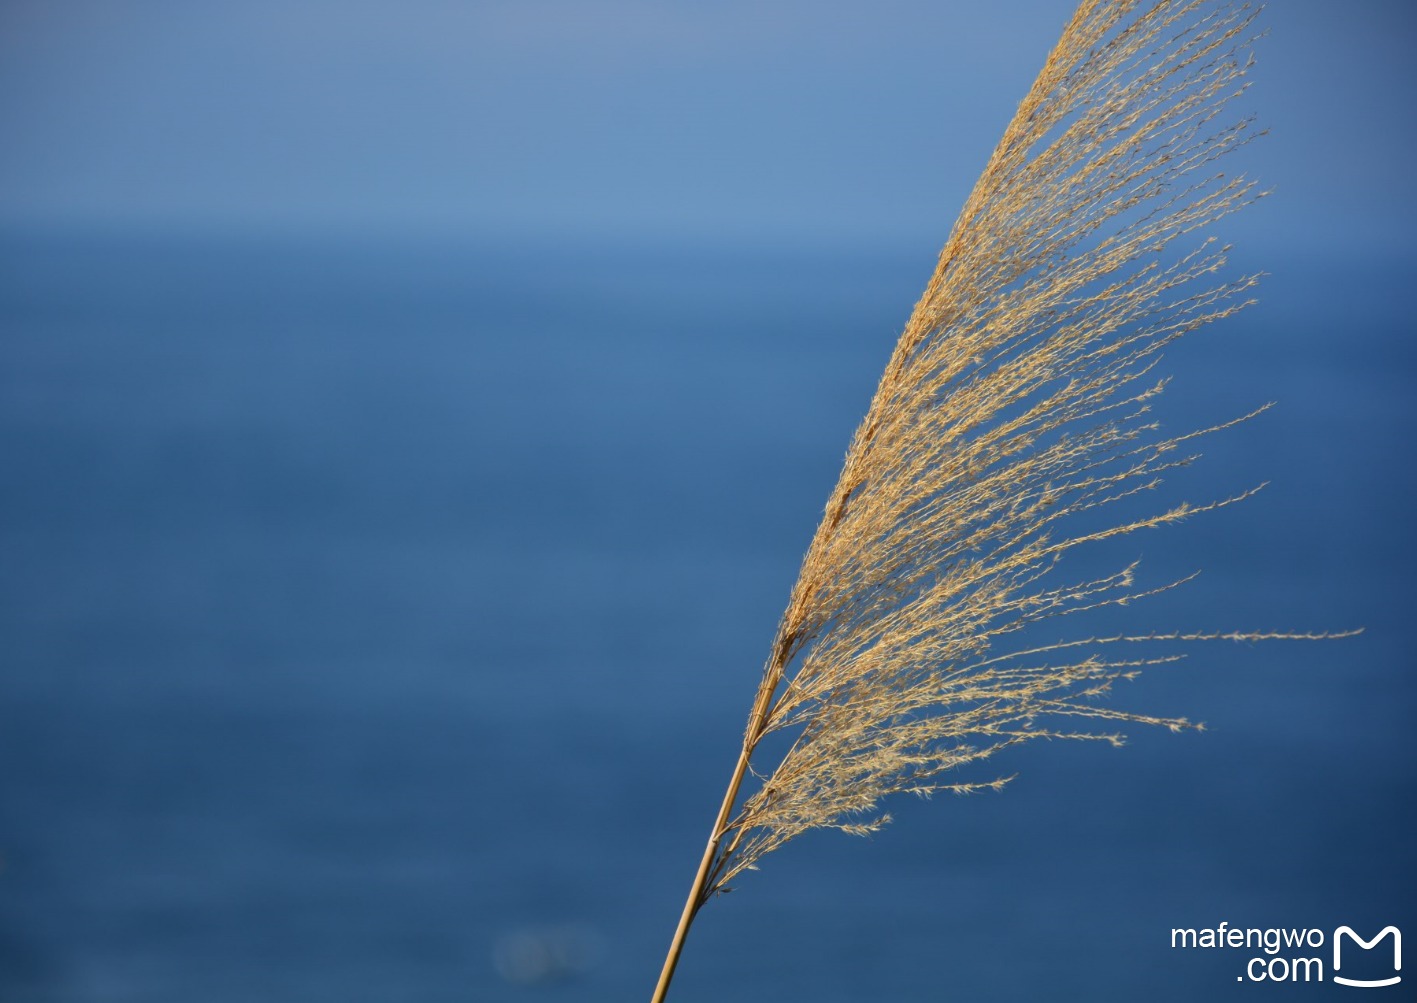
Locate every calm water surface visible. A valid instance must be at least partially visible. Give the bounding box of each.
[2,229,1412,1001]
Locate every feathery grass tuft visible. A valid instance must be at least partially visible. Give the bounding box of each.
[650,2,1355,999]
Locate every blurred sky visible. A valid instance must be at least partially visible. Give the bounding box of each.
[2,0,1416,253]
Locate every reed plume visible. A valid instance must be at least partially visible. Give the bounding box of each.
[651,2,1345,998]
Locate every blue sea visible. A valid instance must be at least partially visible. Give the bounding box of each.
[2,227,1412,1001]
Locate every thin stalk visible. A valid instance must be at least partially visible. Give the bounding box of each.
[650,672,784,1002]
[648,742,752,1003]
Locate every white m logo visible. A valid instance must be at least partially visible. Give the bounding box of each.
[1333,926,1401,988]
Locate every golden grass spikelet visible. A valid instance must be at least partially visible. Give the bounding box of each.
[649,2,1355,999]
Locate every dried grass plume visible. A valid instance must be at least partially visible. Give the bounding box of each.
[650,2,1352,999]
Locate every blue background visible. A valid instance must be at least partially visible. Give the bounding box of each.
[2,2,1413,1000]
